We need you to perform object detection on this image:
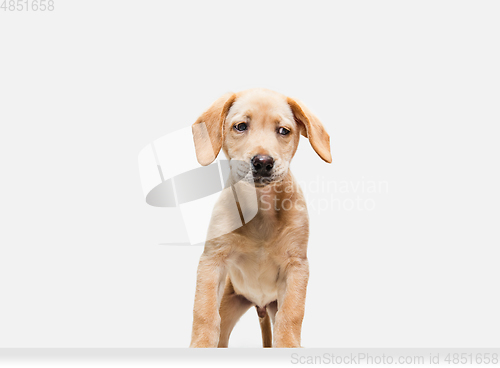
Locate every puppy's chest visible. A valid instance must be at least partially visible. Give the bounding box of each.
[227,247,280,307]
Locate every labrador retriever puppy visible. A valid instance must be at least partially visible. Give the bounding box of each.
[190,88,331,348]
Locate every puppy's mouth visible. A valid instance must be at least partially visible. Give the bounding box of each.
[229,159,286,187]
[253,175,273,187]
[253,172,287,187]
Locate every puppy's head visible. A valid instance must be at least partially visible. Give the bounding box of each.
[192,88,331,187]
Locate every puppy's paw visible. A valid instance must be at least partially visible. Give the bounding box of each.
[273,342,302,348]
[190,341,217,348]
[190,331,220,348]
[273,336,302,348]
[190,338,218,348]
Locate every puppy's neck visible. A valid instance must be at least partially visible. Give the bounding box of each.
[228,170,305,240]
[254,171,301,217]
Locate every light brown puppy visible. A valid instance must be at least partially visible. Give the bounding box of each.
[190,88,331,348]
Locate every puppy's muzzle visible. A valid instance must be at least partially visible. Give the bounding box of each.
[252,154,274,185]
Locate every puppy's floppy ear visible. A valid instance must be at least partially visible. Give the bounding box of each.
[287,97,332,163]
[192,93,237,166]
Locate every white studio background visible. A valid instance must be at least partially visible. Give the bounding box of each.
[1,0,499,348]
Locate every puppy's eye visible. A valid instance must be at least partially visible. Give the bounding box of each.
[234,122,248,132]
[278,127,290,136]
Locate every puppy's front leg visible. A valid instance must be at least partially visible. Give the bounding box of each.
[273,258,309,348]
[190,252,227,348]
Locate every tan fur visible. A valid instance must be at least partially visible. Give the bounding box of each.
[190,88,331,348]
[259,311,272,348]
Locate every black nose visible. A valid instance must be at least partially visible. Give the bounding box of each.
[252,155,274,176]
